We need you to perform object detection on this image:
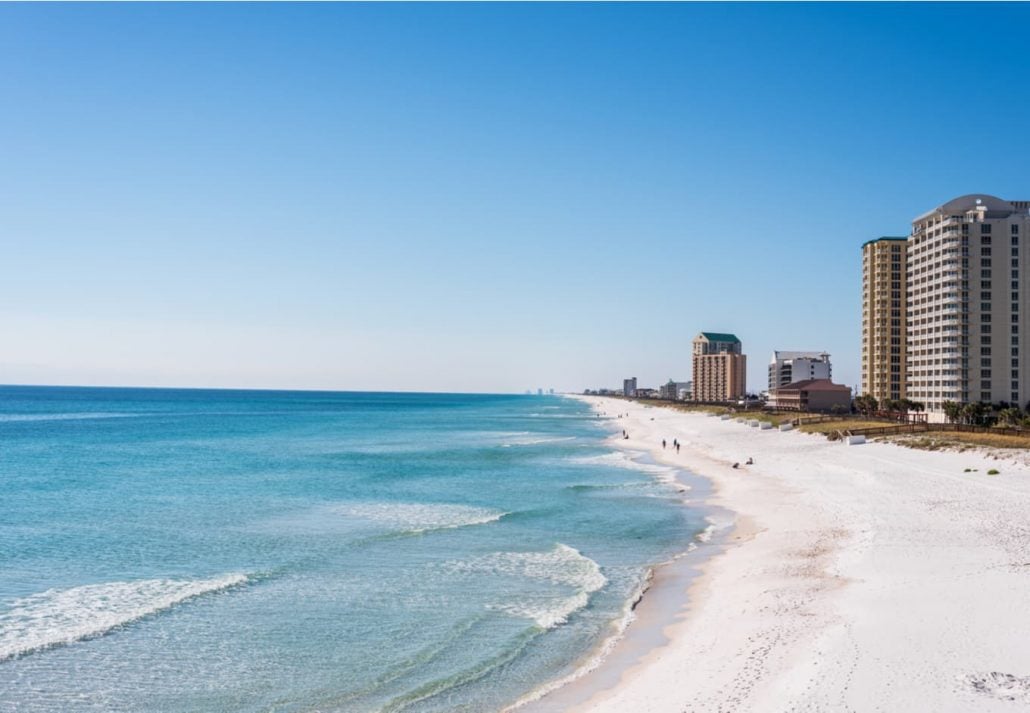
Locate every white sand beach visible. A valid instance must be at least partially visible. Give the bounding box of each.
[557,395,1030,712]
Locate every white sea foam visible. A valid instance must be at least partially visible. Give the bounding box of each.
[0,412,139,423]
[502,568,654,711]
[501,436,577,447]
[696,522,717,543]
[0,573,248,661]
[332,502,507,534]
[492,592,592,630]
[572,451,679,485]
[451,544,607,629]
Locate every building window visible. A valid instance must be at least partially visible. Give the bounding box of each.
[982,380,992,390]
[982,369,993,378]
[982,247,993,256]
[982,302,992,311]
[983,225,993,235]
[982,259,992,267]
[982,347,993,355]
[982,270,992,278]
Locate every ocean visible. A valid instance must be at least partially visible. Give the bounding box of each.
[0,387,706,712]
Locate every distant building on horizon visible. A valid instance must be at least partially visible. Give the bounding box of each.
[623,377,637,397]
[677,381,693,400]
[861,236,908,403]
[768,351,832,391]
[692,332,746,402]
[658,379,692,401]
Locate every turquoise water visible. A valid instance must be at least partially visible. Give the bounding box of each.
[0,387,703,712]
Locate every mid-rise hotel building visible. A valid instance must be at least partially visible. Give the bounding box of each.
[768,351,832,391]
[692,332,746,402]
[906,195,1030,412]
[861,237,908,402]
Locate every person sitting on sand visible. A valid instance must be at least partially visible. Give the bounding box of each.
[746,457,753,465]
[732,462,740,469]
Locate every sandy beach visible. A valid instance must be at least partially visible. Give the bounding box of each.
[550,395,1030,712]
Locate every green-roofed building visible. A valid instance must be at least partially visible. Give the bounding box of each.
[692,332,746,402]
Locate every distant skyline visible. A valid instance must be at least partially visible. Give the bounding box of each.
[2,3,1029,393]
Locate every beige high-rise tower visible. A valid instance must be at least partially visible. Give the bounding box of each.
[861,237,908,402]
[906,195,1030,412]
[692,332,746,402]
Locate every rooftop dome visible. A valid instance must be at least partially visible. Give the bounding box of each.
[915,194,1015,222]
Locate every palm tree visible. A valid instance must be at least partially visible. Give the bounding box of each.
[998,407,1023,427]
[962,402,987,426]
[942,400,961,424]
[854,394,877,415]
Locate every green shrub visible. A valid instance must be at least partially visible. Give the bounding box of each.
[987,469,1000,475]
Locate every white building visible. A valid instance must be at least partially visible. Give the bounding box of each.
[906,195,1030,412]
[768,351,832,391]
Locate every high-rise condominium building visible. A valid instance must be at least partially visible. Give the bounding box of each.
[907,195,1030,412]
[768,351,832,391]
[861,237,908,402]
[623,377,637,397]
[692,332,746,402]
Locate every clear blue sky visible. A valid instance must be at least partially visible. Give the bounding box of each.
[2,3,1028,393]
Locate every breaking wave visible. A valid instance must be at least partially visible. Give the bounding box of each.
[450,544,607,629]
[0,573,249,662]
[332,502,507,535]
[0,412,141,423]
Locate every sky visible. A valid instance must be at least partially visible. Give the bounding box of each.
[2,3,1029,394]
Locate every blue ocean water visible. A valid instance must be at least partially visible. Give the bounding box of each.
[0,387,704,712]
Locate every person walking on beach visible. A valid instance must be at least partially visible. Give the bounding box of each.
[662,439,667,449]
[676,443,681,453]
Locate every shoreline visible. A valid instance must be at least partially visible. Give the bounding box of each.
[530,394,1030,712]
[517,395,735,712]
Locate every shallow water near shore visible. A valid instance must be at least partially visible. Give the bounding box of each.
[0,387,707,712]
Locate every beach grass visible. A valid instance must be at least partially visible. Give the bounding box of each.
[883,431,1030,451]
[796,419,891,434]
